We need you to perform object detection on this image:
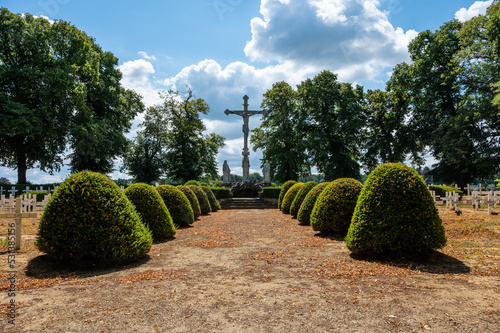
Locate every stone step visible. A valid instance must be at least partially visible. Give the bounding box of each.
[220,198,277,210]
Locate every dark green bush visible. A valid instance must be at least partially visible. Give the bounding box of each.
[124,183,176,240]
[290,181,318,218]
[310,179,362,234]
[262,187,281,199]
[35,171,152,264]
[156,185,195,226]
[281,183,304,214]
[188,185,211,214]
[200,182,209,187]
[428,185,463,197]
[184,180,201,186]
[278,180,297,210]
[214,181,223,187]
[202,186,221,211]
[297,182,330,225]
[177,186,201,218]
[346,163,447,257]
[210,187,231,199]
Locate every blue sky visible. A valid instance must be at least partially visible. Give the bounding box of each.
[0,0,494,184]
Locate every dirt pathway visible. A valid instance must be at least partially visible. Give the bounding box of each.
[2,208,500,332]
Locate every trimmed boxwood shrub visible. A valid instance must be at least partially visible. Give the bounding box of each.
[177,186,201,218]
[184,180,201,186]
[346,163,447,258]
[281,183,304,214]
[310,179,362,234]
[35,171,152,264]
[156,185,195,226]
[262,187,281,199]
[428,185,463,197]
[125,183,176,239]
[290,181,318,218]
[297,182,330,225]
[188,185,211,214]
[278,180,297,210]
[202,186,221,211]
[210,187,231,199]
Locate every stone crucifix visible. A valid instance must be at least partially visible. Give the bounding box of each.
[225,95,267,182]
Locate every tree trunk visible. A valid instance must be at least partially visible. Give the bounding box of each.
[16,144,27,184]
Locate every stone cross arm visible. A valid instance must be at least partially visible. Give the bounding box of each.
[224,109,267,116]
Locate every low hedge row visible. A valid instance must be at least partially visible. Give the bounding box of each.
[210,187,231,199]
[428,185,463,197]
[262,187,281,199]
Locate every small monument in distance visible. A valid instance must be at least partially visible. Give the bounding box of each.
[262,160,271,184]
[222,160,231,184]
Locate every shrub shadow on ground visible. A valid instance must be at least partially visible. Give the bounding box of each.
[350,250,471,275]
[176,224,194,230]
[314,231,347,242]
[25,253,152,279]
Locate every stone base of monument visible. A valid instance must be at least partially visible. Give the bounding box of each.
[219,181,275,209]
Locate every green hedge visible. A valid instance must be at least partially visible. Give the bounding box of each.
[17,191,49,202]
[428,185,463,197]
[0,184,59,198]
[262,187,281,199]
[210,187,231,199]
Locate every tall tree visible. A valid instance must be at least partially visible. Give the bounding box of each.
[251,81,310,183]
[0,9,142,183]
[121,105,169,184]
[68,53,144,174]
[361,89,424,172]
[388,15,500,187]
[123,90,225,184]
[297,71,365,181]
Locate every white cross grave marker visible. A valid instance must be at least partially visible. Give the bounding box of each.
[0,197,37,250]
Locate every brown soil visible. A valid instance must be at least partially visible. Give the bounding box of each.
[1,206,499,332]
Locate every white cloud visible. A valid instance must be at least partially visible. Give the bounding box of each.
[138,51,157,61]
[166,59,319,122]
[244,0,417,82]
[118,59,162,107]
[118,59,155,86]
[455,1,493,22]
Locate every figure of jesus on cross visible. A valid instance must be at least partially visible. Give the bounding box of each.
[225,95,267,182]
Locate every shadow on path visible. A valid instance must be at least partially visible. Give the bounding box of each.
[350,250,471,275]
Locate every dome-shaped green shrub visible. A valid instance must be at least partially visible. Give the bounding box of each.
[310,178,363,234]
[345,163,447,257]
[290,181,318,218]
[202,186,221,211]
[177,185,201,218]
[297,182,330,225]
[124,183,176,240]
[184,180,201,186]
[156,185,194,226]
[281,183,304,214]
[35,171,152,264]
[188,185,211,214]
[278,180,297,210]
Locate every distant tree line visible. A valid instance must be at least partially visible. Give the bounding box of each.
[251,2,500,187]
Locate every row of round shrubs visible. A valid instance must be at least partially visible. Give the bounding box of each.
[278,163,447,258]
[36,171,222,265]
